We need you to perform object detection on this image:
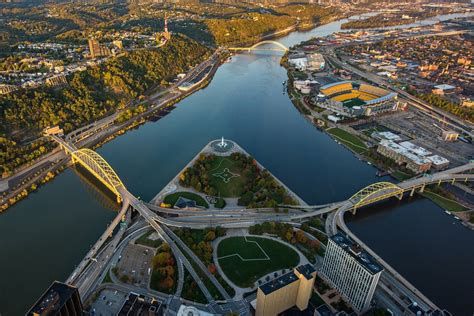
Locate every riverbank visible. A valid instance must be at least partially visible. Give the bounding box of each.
[0,12,348,213]
[0,50,226,213]
[281,30,474,227]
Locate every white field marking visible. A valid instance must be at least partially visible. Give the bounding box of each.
[213,168,240,184]
[218,236,270,262]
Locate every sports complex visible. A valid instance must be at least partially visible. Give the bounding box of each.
[318,81,398,117]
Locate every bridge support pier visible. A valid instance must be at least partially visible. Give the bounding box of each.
[352,207,357,215]
[419,184,425,193]
[438,180,442,186]
[410,188,415,197]
[397,192,404,200]
[451,178,455,185]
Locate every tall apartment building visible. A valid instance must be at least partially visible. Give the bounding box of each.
[256,264,316,316]
[27,281,83,316]
[319,233,383,314]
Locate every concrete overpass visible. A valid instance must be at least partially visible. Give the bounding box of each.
[49,135,473,311]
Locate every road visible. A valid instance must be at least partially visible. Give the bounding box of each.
[49,132,472,314]
[1,49,222,211]
[324,43,474,138]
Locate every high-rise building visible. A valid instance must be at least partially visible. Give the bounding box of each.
[319,233,383,313]
[256,264,316,316]
[27,281,83,316]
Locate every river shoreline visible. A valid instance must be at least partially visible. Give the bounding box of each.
[1,12,473,315]
[0,49,226,213]
[0,13,349,213]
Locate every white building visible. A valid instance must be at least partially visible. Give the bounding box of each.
[319,233,383,314]
[288,57,308,71]
[427,155,450,170]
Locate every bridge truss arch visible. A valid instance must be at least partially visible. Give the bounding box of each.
[72,148,124,202]
[250,40,288,51]
[349,182,404,211]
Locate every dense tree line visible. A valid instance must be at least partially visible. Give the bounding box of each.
[249,221,320,255]
[150,243,176,293]
[175,227,226,266]
[0,35,210,176]
[204,13,294,45]
[417,93,473,123]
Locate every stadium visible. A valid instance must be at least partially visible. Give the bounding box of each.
[318,81,398,117]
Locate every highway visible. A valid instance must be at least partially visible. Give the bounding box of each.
[324,45,474,138]
[49,134,473,313]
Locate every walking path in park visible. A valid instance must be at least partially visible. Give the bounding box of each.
[212,229,309,299]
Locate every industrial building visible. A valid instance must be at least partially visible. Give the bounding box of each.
[377,140,432,174]
[307,53,326,71]
[319,234,383,314]
[317,81,398,117]
[27,281,83,316]
[255,264,316,316]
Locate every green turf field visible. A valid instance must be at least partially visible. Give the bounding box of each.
[217,236,299,287]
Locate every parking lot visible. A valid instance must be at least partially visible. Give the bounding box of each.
[116,243,155,288]
[377,110,474,165]
[89,288,127,316]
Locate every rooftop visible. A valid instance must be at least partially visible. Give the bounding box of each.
[118,293,162,316]
[399,141,432,157]
[27,281,80,316]
[379,140,431,166]
[260,270,299,295]
[296,264,316,280]
[331,233,383,275]
[434,84,456,90]
[427,155,450,166]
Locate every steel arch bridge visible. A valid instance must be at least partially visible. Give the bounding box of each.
[71,148,124,202]
[229,40,288,52]
[349,182,404,213]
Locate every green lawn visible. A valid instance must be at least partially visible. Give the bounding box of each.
[163,191,209,208]
[207,157,246,198]
[217,236,299,287]
[422,191,468,213]
[135,230,162,248]
[391,170,413,181]
[327,127,367,154]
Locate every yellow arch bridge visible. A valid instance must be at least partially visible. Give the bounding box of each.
[228,40,288,52]
[349,182,404,214]
[50,135,125,203]
[71,148,125,202]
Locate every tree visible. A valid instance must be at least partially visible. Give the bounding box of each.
[204,230,216,242]
[208,263,217,275]
[295,230,308,244]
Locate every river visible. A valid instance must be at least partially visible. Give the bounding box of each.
[0,13,472,315]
